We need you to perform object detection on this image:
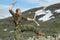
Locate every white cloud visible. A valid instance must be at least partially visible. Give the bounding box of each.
[46,0,60,3]
[0,5,11,19]
[22,0,60,7]
[37,0,60,7]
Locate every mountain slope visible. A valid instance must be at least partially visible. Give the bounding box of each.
[0,3,60,40]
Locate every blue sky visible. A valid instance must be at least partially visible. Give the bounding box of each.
[0,0,60,19]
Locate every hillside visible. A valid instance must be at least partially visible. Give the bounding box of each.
[0,3,60,40]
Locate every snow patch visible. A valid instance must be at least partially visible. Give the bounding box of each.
[3,28,7,31]
[36,10,53,21]
[54,9,60,13]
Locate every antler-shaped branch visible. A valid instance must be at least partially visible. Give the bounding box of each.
[33,13,40,26]
[12,1,17,5]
